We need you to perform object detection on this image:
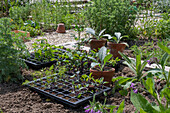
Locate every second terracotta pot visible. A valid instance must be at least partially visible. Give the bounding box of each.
[12,30,30,42]
[107,42,126,59]
[90,67,115,86]
[90,39,107,51]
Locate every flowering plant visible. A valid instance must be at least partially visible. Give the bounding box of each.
[146,42,170,87]
[112,51,154,91]
[119,51,154,81]
[131,76,170,112]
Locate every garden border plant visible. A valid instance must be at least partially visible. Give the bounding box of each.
[83,0,138,39]
[0,17,28,83]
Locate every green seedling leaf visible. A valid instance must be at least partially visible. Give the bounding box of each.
[121,42,129,47]
[102,54,112,70]
[140,108,147,113]
[158,42,170,55]
[119,89,128,96]
[136,53,142,78]
[104,92,107,96]
[130,90,157,112]
[119,52,135,71]
[112,76,125,83]
[160,53,169,69]
[117,100,125,113]
[118,77,132,85]
[142,78,155,96]
[49,65,54,70]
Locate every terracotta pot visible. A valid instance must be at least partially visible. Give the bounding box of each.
[56,23,66,33]
[12,30,30,42]
[90,39,107,51]
[12,30,30,37]
[107,42,126,59]
[90,67,115,86]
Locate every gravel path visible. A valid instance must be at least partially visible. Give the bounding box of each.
[25,30,86,50]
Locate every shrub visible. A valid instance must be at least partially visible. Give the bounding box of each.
[83,0,137,39]
[9,3,30,23]
[0,17,28,83]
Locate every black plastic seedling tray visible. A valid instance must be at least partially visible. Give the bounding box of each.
[26,74,111,108]
[22,48,67,70]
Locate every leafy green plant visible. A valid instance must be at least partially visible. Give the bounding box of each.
[20,25,43,37]
[119,51,154,81]
[0,17,28,83]
[91,46,119,71]
[9,3,30,23]
[103,32,129,46]
[71,24,85,50]
[32,39,57,61]
[131,77,170,112]
[84,0,137,39]
[155,13,170,39]
[86,28,106,40]
[146,42,170,87]
[111,51,153,90]
[84,94,125,113]
[0,108,3,113]
[130,41,170,66]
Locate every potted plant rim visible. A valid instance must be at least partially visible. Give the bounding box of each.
[104,32,129,59]
[89,46,119,86]
[86,28,107,51]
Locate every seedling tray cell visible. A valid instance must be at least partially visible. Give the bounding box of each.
[26,74,111,107]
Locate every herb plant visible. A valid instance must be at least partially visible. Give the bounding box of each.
[119,51,154,81]
[147,42,170,87]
